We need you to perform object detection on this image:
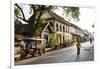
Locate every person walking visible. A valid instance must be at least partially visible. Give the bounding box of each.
[76,40,81,56]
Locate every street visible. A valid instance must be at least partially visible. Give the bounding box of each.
[15,41,94,65]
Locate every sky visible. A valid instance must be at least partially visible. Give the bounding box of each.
[17,4,95,33]
[55,7,95,33]
[73,8,95,33]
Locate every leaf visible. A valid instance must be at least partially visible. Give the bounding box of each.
[63,7,80,22]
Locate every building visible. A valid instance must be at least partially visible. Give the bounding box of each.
[15,11,85,47]
[40,11,85,45]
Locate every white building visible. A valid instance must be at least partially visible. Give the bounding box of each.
[15,11,85,46]
[40,11,84,45]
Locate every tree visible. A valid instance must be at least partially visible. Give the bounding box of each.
[14,4,54,37]
[63,7,80,22]
[14,4,80,37]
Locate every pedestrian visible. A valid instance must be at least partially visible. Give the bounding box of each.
[76,40,81,56]
[90,38,92,44]
[20,40,26,48]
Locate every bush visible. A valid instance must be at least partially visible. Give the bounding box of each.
[48,33,58,49]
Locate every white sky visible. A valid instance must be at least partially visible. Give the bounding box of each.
[74,8,95,33]
[18,4,95,33]
[55,7,95,33]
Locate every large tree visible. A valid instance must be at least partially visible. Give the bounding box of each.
[14,4,80,37]
[15,4,54,36]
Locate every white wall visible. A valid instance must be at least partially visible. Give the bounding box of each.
[55,20,73,42]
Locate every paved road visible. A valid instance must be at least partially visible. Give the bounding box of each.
[15,41,94,65]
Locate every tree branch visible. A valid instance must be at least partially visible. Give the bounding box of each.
[16,16,29,23]
[28,5,37,25]
[36,10,43,24]
[15,4,26,21]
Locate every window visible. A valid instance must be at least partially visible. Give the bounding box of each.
[49,22,54,26]
[56,23,58,31]
[63,35,65,43]
[66,26,67,33]
[68,27,70,33]
[60,25,62,31]
[44,34,48,43]
[63,26,65,32]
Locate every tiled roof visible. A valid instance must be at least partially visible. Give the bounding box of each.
[48,11,71,26]
[48,11,84,34]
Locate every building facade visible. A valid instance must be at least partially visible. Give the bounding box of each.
[15,11,85,47]
[40,11,84,46]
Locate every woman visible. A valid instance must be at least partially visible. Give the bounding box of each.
[76,40,81,56]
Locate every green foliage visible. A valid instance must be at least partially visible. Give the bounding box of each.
[33,27,42,37]
[63,7,80,21]
[48,31,58,48]
[49,36,57,48]
[14,7,21,17]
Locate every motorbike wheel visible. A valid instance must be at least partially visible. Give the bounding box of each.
[20,52,26,60]
[42,48,46,54]
[39,49,43,56]
[31,53,35,57]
